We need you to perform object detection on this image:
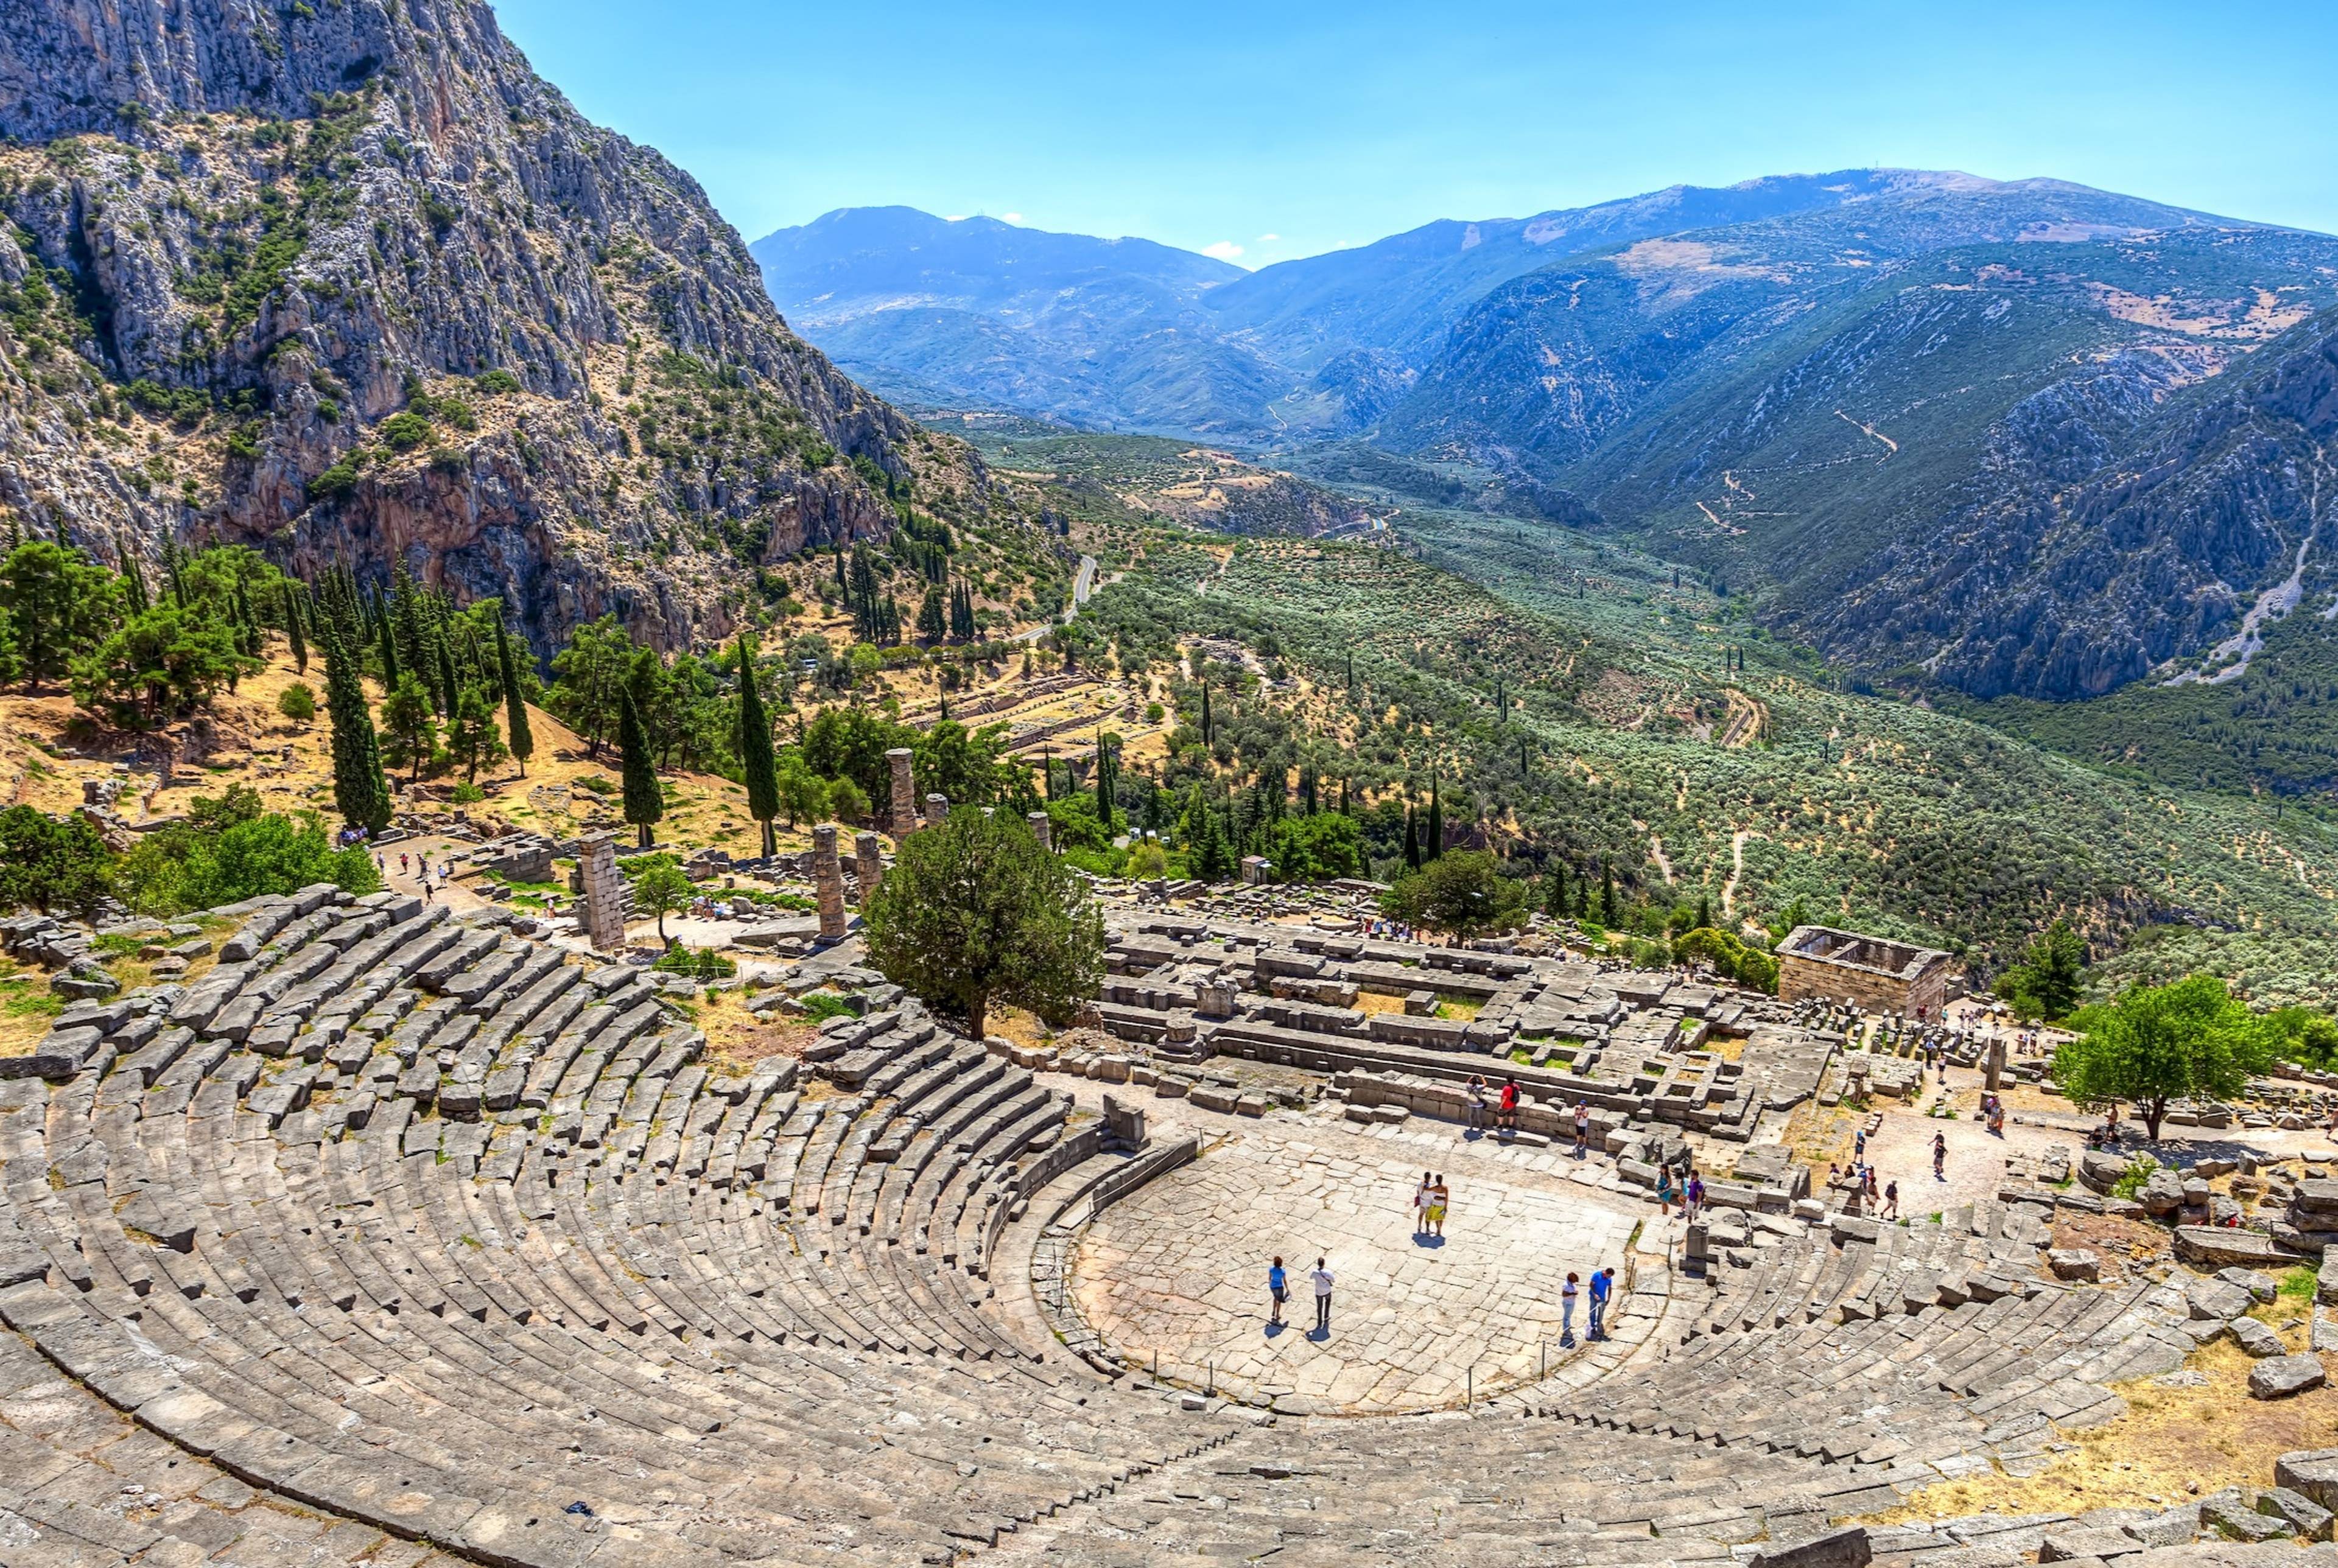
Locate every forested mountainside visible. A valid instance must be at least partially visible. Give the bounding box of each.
[0,0,1060,657]
[767,172,2338,707]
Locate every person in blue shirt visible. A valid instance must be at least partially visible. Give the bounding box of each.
[1587,1266,1614,1340]
[1267,1257,1288,1328]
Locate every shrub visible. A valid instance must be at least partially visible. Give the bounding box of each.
[379,410,431,450]
[276,682,316,723]
[450,780,484,804]
[114,786,379,914]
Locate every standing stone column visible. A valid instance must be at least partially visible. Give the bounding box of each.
[886,748,917,839]
[925,793,949,825]
[811,824,848,941]
[1985,1034,2007,1092]
[578,833,627,954]
[854,831,883,909]
[1027,810,1052,852]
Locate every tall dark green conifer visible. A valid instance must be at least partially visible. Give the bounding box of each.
[321,622,390,834]
[377,612,399,687]
[435,632,460,719]
[1199,682,1213,743]
[282,584,307,674]
[618,690,662,849]
[1599,861,1618,927]
[1424,776,1444,863]
[496,619,534,779]
[735,632,779,858]
[1403,804,1420,871]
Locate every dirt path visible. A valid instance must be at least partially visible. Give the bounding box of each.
[1834,408,1898,457]
[1648,835,1674,886]
[1720,828,1756,917]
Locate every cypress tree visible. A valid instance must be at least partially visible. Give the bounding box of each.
[1545,862,1570,919]
[1424,776,1443,862]
[377,612,399,688]
[321,622,391,834]
[496,618,533,778]
[435,632,460,719]
[1199,682,1213,743]
[1695,892,1712,931]
[282,584,307,674]
[938,688,950,721]
[1599,861,1618,927]
[618,690,662,849]
[1402,804,1420,871]
[735,632,779,858]
[1339,775,1351,815]
[121,548,148,615]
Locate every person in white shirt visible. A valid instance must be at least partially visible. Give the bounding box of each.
[1310,1258,1335,1335]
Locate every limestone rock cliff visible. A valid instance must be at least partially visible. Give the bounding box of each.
[0,0,1027,654]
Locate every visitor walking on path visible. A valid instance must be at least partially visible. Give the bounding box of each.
[1883,1180,1900,1219]
[1310,1258,1335,1335]
[1266,1258,1288,1328]
[1466,1075,1488,1133]
[1684,1172,1704,1222]
[1412,1173,1431,1236]
[1573,1100,1590,1159]
[1428,1175,1448,1239]
[1588,1266,1613,1339]
[1560,1272,1580,1347]
[1655,1166,1677,1217]
[1933,1132,1947,1181]
[1498,1077,1520,1134]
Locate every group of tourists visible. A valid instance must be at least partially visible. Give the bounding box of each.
[1411,1172,1450,1238]
[1265,1255,1336,1335]
[1462,1074,1526,1135]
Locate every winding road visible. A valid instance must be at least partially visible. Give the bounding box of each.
[1016,555,1100,642]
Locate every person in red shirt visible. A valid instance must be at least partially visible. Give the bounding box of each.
[1498,1077,1520,1134]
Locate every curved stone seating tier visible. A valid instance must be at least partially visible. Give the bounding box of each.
[1694,1202,2055,1336]
[1553,1269,2197,1485]
[0,889,1254,1565]
[0,887,2293,1567]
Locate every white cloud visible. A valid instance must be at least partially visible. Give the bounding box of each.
[1201,240,1244,261]
[1258,233,1280,242]
[1002,212,1024,224]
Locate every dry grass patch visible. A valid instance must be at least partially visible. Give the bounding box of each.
[1784,1097,1862,1172]
[1864,1340,2338,1522]
[695,990,818,1067]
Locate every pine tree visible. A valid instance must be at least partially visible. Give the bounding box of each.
[321,622,390,833]
[282,584,307,674]
[390,565,427,680]
[120,548,148,615]
[1424,776,1443,863]
[377,612,399,688]
[618,690,662,849]
[735,632,779,858]
[496,618,533,778]
[435,629,460,718]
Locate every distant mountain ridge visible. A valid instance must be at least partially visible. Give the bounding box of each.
[756,172,2338,705]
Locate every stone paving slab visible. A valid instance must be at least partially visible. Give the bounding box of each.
[1069,1118,1641,1411]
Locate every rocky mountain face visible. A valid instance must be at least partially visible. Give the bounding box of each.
[0,0,1020,656]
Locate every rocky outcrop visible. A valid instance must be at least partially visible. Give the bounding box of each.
[0,0,1017,656]
[1810,321,2338,700]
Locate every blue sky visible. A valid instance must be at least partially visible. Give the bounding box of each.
[493,0,2338,265]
